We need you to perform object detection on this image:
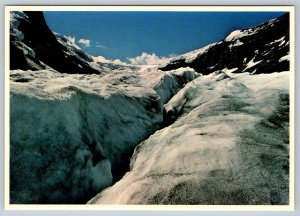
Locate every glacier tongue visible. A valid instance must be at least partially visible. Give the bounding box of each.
[10,67,198,204]
[88,71,289,205]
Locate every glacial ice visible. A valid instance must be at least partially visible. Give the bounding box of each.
[172,43,217,63]
[10,67,198,203]
[9,10,291,205]
[243,58,263,73]
[88,71,290,205]
[10,11,28,41]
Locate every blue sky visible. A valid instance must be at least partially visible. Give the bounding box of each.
[44,11,285,63]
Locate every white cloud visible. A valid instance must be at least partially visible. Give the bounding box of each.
[96,42,106,49]
[127,52,175,66]
[66,36,75,44]
[92,55,128,66]
[96,45,105,48]
[78,38,91,47]
[92,56,110,63]
[112,59,126,65]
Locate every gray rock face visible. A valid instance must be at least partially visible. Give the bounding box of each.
[160,13,289,75]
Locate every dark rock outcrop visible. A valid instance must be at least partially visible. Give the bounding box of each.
[10,11,101,74]
[160,13,289,75]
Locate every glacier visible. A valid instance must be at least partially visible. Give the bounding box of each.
[10,67,199,203]
[88,71,289,205]
[9,10,291,205]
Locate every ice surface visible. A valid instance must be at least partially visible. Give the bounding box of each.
[224,28,257,42]
[89,71,289,205]
[10,67,198,203]
[279,39,286,47]
[171,43,217,63]
[243,58,262,72]
[225,30,247,41]
[10,11,28,41]
[268,36,285,46]
[225,18,279,43]
[10,11,40,62]
[279,54,290,63]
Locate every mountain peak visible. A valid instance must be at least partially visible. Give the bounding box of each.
[160,13,289,75]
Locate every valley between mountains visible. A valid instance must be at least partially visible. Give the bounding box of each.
[9,11,291,205]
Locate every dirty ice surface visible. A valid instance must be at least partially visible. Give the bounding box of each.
[89,71,289,205]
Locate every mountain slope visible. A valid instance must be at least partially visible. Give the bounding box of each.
[160,13,289,75]
[10,11,104,74]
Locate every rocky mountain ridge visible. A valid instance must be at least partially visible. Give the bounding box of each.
[10,11,135,74]
[160,13,289,75]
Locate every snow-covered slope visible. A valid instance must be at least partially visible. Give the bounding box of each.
[88,71,289,205]
[10,67,199,204]
[160,13,289,75]
[169,43,217,64]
